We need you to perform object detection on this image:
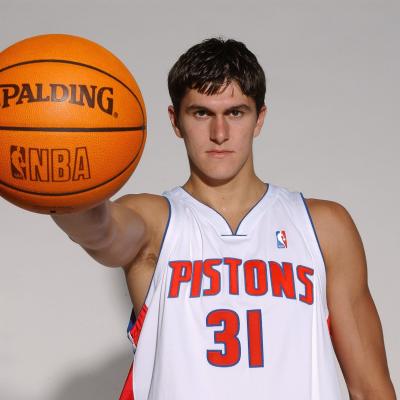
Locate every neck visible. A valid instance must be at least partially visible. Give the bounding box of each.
[182,165,266,215]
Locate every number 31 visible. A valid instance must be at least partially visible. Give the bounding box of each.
[206,309,264,368]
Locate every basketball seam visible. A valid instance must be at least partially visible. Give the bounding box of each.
[0,126,145,132]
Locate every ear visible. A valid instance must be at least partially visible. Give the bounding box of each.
[168,105,183,138]
[253,104,267,138]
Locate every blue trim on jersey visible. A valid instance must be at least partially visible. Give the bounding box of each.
[126,196,172,332]
[300,193,327,272]
[180,183,269,236]
[127,308,136,333]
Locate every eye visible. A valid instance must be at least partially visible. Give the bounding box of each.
[229,109,243,118]
[194,109,210,119]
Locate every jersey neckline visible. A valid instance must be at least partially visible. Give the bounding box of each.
[177,182,278,236]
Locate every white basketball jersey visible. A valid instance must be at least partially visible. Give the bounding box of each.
[119,183,344,400]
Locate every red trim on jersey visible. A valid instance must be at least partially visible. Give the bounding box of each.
[119,304,149,400]
[131,304,149,346]
[119,364,134,400]
[327,315,332,336]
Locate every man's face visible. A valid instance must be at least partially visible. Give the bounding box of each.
[168,81,266,184]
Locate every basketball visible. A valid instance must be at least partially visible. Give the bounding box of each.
[0,34,146,214]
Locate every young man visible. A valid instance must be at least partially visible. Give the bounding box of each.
[52,38,396,399]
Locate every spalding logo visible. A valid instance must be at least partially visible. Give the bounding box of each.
[0,83,114,115]
[10,145,91,182]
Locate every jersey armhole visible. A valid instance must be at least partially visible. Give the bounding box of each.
[300,193,332,329]
[299,192,328,274]
[127,196,172,330]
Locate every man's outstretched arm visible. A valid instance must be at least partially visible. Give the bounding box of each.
[51,196,148,268]
[307,199,397,400]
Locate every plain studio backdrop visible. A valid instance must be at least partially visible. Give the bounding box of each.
[0,1,399,399]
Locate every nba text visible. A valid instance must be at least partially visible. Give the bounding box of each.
[10,145,91,182]
[168,258,314,305]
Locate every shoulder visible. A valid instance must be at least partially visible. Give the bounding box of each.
[114,192,169,214]
[304,197,354,228]
[303,197,364,267]
[114,193,170,238]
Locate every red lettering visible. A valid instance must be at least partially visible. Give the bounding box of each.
[269,261,296,299]
[244,260,268,296]
[297,265,314,304]
[190,260,203,297]
[168,261,192,298]
[203,259,222,296]
[224,258,241,295]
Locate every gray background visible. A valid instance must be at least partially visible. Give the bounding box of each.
[0,0,399,398]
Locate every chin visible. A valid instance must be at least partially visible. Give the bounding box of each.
[189,154,249,185]
[196,165,241,186]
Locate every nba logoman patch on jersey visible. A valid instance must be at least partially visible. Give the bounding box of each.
[276,230,287,248]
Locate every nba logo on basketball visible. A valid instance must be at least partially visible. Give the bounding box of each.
[9,144,91,182]
[10,145,27,179]
[276,230,287,248]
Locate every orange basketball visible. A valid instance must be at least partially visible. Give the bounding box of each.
[0,34,146,214]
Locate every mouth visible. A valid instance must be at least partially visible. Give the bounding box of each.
[206,150,234,158]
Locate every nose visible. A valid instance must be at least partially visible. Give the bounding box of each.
[210,115,229,145]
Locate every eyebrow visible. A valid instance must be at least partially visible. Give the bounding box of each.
[226,104,252,112]
[185,104,252,112]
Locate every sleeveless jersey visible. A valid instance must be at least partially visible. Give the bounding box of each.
[119,183,344,400]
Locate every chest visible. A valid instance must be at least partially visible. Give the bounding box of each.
[161,206,317,308]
